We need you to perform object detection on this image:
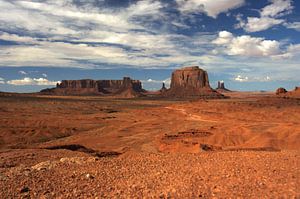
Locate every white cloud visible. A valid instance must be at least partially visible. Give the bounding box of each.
[142,78,171,85]
[6,77,60,86]
[0,32,37,43]
[241,17,284,32]
[261,0,293,17]
[0,0,209,68]
[0,77,4,84]
[236,0,293,32]
[233,75,272,82]
[275,44,300,59]
[284,22,300,31]
[213,31,281,57]
[42,73,47,77]
[176,0,244,18]
[234,75,248,82]
[18,70,27,75]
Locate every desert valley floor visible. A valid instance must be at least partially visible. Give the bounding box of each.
[0,92,299,198]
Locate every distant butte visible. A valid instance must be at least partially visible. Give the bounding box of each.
[216,81,231,93]
[163,66,225,98]
[40,66,226,99]
[40,77,145,98]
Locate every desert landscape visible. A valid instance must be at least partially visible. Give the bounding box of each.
[1,0,300,198]
[0,66,299,198]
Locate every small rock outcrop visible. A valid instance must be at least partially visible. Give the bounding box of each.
[277,86,300,98]
[216,81,231,92]
[275,87,287,95]
[164,66,224,98]
[160,83,167,93]
[41,77,144,97]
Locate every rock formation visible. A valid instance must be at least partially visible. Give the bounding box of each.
[160,83,167,93]
[216,81,231,92]
[276,86,300,98]
[163,66,224,98]
[40,77,144,97]
[217,81,225,90]
[275,87,287,95]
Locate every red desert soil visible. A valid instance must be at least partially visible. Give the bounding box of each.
[0,92,299,198]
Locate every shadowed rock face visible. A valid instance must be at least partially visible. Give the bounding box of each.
[41,77,143,97]
[165,66,224,98]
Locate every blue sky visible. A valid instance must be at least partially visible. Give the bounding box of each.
[0,0,299,92]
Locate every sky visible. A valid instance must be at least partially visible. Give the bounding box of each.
[0,0,299,92]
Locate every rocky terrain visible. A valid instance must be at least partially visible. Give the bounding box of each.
[0,92,299,197]
[0,151,298,198]
[164,66,224,98]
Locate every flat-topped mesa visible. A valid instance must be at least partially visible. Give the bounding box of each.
[58,79,98,89]
[170,66,210,89]
[164,66,224,98]
[41,77,144,97]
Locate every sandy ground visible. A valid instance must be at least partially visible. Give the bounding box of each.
[0,92,299,197]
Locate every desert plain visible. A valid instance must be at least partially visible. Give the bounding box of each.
[0,91,299,198]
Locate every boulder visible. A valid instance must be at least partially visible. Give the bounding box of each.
[164,66,224,98]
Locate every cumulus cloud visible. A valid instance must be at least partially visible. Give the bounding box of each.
[236,0,293,32]
[7,77,60,86]
[176,0,244,18]
[213,31,281,57]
